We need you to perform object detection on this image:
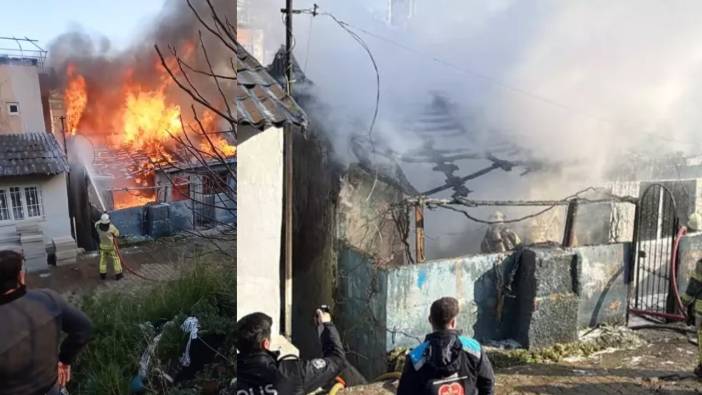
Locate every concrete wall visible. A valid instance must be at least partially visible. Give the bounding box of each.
[570,244,630,328]
[236,126,284,334]
[336,243,632,378]
[0,173,72,246]
[0,61,46,133]
[108,199,200,238]
[384,252,513,350]
[110,206,144,236]
[336,246,388,379]
[337,165,406,262]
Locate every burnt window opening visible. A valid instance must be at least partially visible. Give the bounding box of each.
[171,176,190,201]
[7,102,19,115]
[203,171,229,195]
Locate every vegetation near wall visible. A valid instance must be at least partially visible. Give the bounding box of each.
[70,263,236,395]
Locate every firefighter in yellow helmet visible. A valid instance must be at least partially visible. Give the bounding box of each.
[480,211,521,254]
[95,213,123,280]
[683,212,702,376]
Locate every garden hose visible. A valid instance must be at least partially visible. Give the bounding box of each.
[328,382,345,395]
[373,371,402,382]
[112,238,160,282]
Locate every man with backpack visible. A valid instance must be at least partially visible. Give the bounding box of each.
[397,296,495,395]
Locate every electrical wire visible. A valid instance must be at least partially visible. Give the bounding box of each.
[424,186,624,225]
[301,8,688,145]
[303,14,315,73]
[310,11,381,200]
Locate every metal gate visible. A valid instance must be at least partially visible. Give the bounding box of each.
[628,183,686,321]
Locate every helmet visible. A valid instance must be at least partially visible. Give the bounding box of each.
[688,212,702,232]
[99,213,111,225]
[488,211,505,223]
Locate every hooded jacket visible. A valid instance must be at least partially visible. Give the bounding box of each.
[397,330,494,395]
[236,323,347,395]
[0,286,92,395]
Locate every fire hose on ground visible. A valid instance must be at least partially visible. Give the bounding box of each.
[112,238,161,282]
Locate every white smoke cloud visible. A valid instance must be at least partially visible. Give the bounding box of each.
[245,0,702,257]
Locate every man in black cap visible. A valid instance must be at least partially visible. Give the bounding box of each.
[0,250,93,395]
[397,296,495,395]
[235,309,347,395]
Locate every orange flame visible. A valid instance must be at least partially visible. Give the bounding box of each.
[61,42,236,211]
[112,191,156,210]
[64,64,87,135]
[121,82,182,158]
[200,134,237,157]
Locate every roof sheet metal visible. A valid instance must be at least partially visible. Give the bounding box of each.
[0,132,69,177]
[236,42,307,130]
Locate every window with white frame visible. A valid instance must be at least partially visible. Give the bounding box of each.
[0,190,9,221]
[0,186,43,221]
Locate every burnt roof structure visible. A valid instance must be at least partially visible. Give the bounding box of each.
[0,132,69,176]
[236,41,307,130]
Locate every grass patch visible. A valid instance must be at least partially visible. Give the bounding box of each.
[70,263,235,395]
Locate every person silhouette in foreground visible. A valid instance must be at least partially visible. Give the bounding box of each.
[397,296,495,395]
[0,250,92,395]
[235,309,347,395]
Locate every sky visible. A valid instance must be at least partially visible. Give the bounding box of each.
[0,1,167,53]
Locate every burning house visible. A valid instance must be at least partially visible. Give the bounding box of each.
[41,1,240,248]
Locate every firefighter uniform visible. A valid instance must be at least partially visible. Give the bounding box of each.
[480,211,521,254]
[682,258,702,375]
[95,214,123,279]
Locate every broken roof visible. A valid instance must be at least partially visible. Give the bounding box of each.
[236,41,307,130]
[0,132,69,177]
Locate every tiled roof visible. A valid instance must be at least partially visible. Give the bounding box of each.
[0,132,69,177]
[236,41,307,130]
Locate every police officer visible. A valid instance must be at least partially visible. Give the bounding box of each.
[397,297,495,395]
[235,309,347,395]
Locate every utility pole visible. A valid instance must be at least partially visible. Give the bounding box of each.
[59,116,68,156]
[59,115,75,239]
[282,0,294,339]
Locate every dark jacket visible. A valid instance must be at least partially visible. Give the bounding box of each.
[0,286,93,395]
[397,330,495,395]
[236,323,347,395]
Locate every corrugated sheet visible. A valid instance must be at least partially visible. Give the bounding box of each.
[0,132,69,177]
[236,42,307,130]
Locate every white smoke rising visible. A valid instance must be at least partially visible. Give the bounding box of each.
[245,0,702,258]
